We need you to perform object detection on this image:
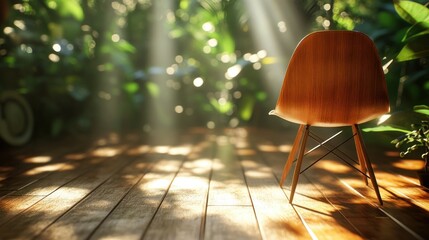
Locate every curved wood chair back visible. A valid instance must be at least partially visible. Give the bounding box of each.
[272,31,390,126]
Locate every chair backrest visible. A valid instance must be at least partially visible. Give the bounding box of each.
[273,30,390,126]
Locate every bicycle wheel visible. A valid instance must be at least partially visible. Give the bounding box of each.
[0,91,34,146]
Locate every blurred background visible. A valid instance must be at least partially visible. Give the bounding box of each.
[0,0,428,143]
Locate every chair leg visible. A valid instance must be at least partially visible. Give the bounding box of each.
[280,125,305,187]
[353,124,383,205]
[352,126,368,186]
[289,125,310,204]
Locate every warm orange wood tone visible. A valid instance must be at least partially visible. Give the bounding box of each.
[271,30,389,126]
[270,30,389,205]
[1,128,429,239]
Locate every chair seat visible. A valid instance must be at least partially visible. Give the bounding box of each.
[269,109,385,127]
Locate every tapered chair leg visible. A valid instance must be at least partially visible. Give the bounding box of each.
[289,125,310,204]
[352,126,368,186]
[280,125,305,187]
[353,124,383,205]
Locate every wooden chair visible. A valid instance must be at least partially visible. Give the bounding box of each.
[269,30,389,205]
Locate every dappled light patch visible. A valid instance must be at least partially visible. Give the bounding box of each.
[244,169,272,179]
[278,144,292,153]
[91,146,125,157]
[168,145,191,156]
[24,156,52,164]
[151,146,170,154]
[143,178,172,190]
[236,148,256,156]
[155,160,184,173]
[376,172,419,187]
[126,145,150,156]
[215,135,229,145]
[211,160,225,171]
[393,159,424,171]
[184,158,212,175]
[315,159,353,174]
[258,144,279,152]
[25,163,74,176]
[133,162,148,170]
[171,175,208,189]
[47,187,90,201]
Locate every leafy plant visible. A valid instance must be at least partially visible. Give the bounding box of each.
[394,0,429,61]
[391,105,429,172]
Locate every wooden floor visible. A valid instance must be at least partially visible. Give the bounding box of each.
[1,127,428,240]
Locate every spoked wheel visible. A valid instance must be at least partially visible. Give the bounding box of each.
[0,91,34,146]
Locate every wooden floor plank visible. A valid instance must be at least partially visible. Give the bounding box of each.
[36,156,150,239]
[298,156,425,239]
[233,131,312,240]
[283,174,364,239]
[89,146,190,240]
[0,145,133,228]
[376,169,429,212]
[142,139,214,240]
[208,135,251,206]
[0,128,427,240]
[0,151,133,239]
[0,194,45,226]
[249,132,364,240]
[0,138,91,192]
[251,127,429,240]
[339,173,429,239]
[0,148,129,229]
[204,206,261,240]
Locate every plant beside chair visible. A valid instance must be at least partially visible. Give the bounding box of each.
[391,105,429,187]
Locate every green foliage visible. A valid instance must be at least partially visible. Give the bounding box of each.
[390,105,429,171]
[391,120,428,157]
[394,0,429,24]
[363,125,410,133]
[369,105,429,169]
[394,0,429,61]
[1,0,427,138]
[48,0,84,21]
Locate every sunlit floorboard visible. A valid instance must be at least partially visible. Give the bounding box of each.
[0,127,428,239]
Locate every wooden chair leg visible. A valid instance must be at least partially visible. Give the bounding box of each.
[280,125,305,187]
[353,124,383,205]
[289,125,310,204]
[352,125,368,186]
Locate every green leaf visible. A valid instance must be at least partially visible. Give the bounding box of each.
[239,96,255,121]
[146,82,160,97]
[123,82,139,94]
[397,34,429,61]
[394,0,429,25]
[218,30,235,53]
[362,125,410,133]
[52,0,84,21]
[256,91,267,101]
[117,40,136,53]
[209,98,233,114]
[403,22,429,41]
[414,105,429,116]
[4,56,15,66]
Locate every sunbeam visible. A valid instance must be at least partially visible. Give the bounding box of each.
[243,0,309,103]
